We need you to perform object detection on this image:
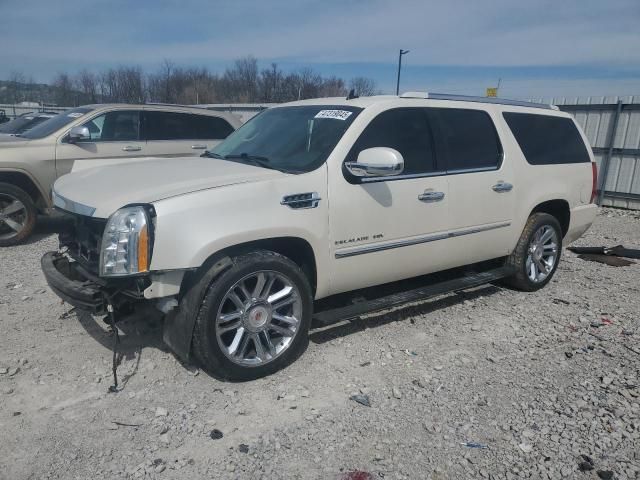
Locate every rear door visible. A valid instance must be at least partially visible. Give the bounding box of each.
[430,106,515,263]
[55,109,145,177]
[142,110,235,157]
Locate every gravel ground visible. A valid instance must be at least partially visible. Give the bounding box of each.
[1,208,639,480]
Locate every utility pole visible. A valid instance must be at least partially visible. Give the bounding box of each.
[396,49,410,95]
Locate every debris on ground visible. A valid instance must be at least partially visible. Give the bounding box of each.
[597,470,614,480]
[578,454,595,471]
[209,429,224,440]
[568,244,640,259]
[349,394,371,407]
[339,471,375,480]
[574,253,635,267]
[461,442,488,449]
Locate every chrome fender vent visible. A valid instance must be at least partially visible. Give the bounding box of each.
[281,192,321,209]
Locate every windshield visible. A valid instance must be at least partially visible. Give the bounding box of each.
[208,105,362,173]
[21,107,93,139]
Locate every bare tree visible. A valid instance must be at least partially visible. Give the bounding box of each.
[320,76,347,97]
[221,56,259,102]
[76,69,98,103]
[297,68,323,100]
[52,72,76,106]
[349,76,377,96]
[3,57,378,106]
[6,71,26,104]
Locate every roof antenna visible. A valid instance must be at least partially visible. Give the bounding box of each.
[346,89,359,100]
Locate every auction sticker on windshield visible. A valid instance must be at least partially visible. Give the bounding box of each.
[314,110,353,120]
[67,112,84,118]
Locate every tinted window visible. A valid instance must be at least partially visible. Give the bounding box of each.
[190,114,234,139]
[348,108,436,175]
[144,111,192,140]
[427,108,502,171]
[503,112,590,165]
[81,111,140,141]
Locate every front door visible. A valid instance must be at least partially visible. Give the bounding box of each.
[55,110,145,177]
[327,107,451,295]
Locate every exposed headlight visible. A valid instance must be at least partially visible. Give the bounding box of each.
[100,206,152,277]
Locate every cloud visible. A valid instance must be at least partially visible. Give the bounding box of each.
[1,0,639,97]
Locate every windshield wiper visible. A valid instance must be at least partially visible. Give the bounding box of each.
[201,150,224,159]
[224,153,273,169]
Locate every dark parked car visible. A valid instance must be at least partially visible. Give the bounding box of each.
[0,111,58,136]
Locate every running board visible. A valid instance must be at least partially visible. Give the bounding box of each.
[312,266,514,327]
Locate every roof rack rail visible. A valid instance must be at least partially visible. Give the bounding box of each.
[399,92,556,110]
[144,102,206,109]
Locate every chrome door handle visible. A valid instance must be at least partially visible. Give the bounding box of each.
[122,146,141,152]
[492,182,513,192]
[191,144,207,150]
[418,191,445,202]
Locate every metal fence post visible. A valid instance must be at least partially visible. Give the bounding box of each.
[597,100,623,205]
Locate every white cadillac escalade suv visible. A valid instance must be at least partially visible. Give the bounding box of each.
[42,92,598,380]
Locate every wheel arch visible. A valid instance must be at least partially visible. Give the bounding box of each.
[530,199,570,237]
[162,236,318,362]
[0,169,49,211]
[196,236,317,295]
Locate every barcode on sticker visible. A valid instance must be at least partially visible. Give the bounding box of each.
[314,110,353,120]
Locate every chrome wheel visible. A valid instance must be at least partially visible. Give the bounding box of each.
[0,194,27,241]
[215,270,302,367]
[526,225,559,283]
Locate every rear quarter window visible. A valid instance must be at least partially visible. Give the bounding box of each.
[503,112,591,165]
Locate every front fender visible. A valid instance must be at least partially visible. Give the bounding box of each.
[150,166,330,296]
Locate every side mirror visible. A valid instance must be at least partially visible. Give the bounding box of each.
[345,147,404,178]
[68,126,90,143]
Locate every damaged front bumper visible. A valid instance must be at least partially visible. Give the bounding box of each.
[41,251,148,315]
[41,250,197,362]
[41,251,107,314]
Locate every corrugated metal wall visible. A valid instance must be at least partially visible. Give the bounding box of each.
[530,96,640,210]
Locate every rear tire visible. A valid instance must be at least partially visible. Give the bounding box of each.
[503,213,562,291]
[192,250,313,381]
[0,182,37,247]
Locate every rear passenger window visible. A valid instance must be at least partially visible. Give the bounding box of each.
[427,108,502,172]
[348,108,437,175]
[144,111,191,140]
[190,114,234,139]
[503,112,590,165]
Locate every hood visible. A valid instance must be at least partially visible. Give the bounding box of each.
[53,156,285,218]
[0,135,29,144]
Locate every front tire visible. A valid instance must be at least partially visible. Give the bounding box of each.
[192,250,313,381]
[0,182,37,247]
[503,213,562,291]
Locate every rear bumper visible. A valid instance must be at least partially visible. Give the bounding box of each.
[41,252,106,314]
[565,203,598,244]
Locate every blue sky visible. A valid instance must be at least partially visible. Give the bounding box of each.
[1,0,639,99]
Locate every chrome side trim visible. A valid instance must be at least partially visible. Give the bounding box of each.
[335,221,511,259]
[52,189,96,217]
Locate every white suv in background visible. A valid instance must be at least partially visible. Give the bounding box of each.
[0,104,240,245]
[42,92,597,381]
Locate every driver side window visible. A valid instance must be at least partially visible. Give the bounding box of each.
[346,108,439,176]
[81,111,140,142]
